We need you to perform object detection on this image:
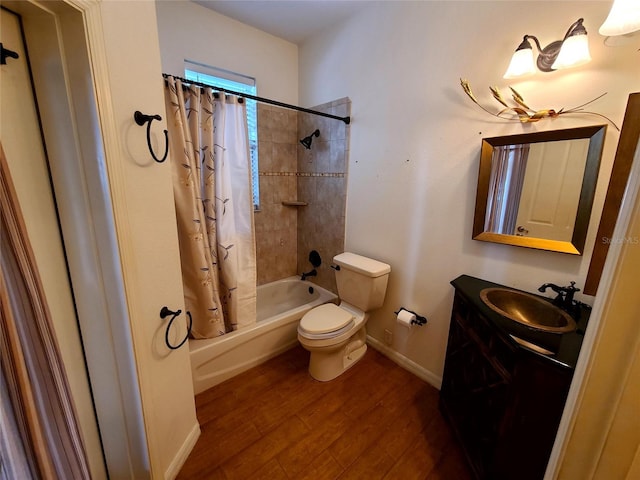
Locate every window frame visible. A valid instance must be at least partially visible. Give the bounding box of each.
[184,65,260,210]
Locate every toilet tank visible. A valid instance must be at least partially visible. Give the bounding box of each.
[333,252,391,311]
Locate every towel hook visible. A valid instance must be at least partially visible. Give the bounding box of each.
[134,111,169,163]
[159,306,192,350]
[0,43,19,65]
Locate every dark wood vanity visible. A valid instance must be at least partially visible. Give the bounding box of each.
[440,275,590,480]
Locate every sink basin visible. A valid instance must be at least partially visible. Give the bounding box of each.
[480,288,576,333]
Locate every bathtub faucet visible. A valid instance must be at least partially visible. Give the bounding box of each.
[301,269,317,281]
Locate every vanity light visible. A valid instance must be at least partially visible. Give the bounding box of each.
[599,0,640,36]
[503,39,537,78]
[503,18,591,79]
[551,23,591,70]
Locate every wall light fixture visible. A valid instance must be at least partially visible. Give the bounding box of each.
[503,18,591,79]
[599,0,640,36]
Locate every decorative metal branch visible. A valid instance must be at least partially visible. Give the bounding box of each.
[460,78,620,131]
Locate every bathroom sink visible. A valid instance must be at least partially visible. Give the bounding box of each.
[480,288,576,333]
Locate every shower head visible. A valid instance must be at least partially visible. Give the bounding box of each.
[300,129,320,149]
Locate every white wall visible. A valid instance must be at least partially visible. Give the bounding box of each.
[156,0,298,104]
[298,1,640,385]
[88,1,200,477]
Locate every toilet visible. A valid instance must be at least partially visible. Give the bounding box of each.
[297,252,391,381]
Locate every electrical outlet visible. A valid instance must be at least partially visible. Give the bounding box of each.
[384,329,393,345]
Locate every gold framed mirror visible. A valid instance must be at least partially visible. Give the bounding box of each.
[473,125,607,254]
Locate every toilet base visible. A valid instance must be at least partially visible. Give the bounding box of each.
[307,328,367,382]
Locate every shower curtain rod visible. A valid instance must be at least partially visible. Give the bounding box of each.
[162,73,351,125]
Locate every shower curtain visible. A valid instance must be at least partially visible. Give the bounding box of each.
[164,76,256,339]
[485,144,530,235]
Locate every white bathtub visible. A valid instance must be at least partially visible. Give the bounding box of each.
[189,277,338,394]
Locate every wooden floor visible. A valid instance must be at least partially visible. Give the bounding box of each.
[177,345,473,480]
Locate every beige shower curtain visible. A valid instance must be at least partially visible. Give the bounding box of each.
[164,76,257,338]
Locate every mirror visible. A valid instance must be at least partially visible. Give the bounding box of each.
[473,125,607,254]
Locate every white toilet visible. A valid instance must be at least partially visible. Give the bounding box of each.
[297,252,391,381]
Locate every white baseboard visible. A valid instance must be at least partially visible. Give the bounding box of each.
[165,422,200,480]
[366,335,442,390]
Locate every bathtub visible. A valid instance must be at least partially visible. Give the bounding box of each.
[189,277,338,394]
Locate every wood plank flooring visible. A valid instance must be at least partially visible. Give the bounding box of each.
[177,345,473,480]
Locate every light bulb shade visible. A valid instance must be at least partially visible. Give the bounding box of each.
[504,48,536,79]
[599,0,640,36]
[551,34,591,70]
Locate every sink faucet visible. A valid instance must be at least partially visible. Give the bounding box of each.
[301,269,317,281]
[538,281,580,312]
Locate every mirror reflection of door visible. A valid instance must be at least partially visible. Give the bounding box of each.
[473,125,606,255]
[515,139,589,241]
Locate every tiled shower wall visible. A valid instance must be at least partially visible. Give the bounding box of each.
[255,104,298,285]
[297,98,350,294]
[255,99,350,291]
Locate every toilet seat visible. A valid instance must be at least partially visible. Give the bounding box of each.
[298,303,354,339]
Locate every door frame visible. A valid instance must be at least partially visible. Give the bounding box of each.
[546,135,640,476]
[6,0,151,477]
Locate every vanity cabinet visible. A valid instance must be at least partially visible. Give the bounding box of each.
[441,277,580,480]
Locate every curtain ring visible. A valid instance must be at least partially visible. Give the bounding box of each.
[134,111,169,163]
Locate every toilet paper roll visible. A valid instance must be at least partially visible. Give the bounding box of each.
[397,309,416,328]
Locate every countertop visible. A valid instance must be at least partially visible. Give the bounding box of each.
[450,274,590,370]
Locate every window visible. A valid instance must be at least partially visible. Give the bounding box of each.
[185,64,260,209]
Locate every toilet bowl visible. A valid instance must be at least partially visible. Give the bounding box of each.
[298,252,390,381]
[298,302,368,381]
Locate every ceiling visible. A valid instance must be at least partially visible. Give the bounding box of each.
[193,0,373,44]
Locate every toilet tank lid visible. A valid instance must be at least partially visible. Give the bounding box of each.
[333,252,391,277]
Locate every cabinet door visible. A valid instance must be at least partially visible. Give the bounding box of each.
[493,356,572,480]
[441,297,512,479]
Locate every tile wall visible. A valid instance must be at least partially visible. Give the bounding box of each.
[297,98,351,293]
[254,99,350,291]
[255,104,298,285]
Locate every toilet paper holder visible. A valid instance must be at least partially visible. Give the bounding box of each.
[394,308,427,326]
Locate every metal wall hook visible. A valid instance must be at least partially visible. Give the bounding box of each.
[159,306,180,319]
[0,43,19,65]
[159,306,192,350]
[134,110,169,163]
